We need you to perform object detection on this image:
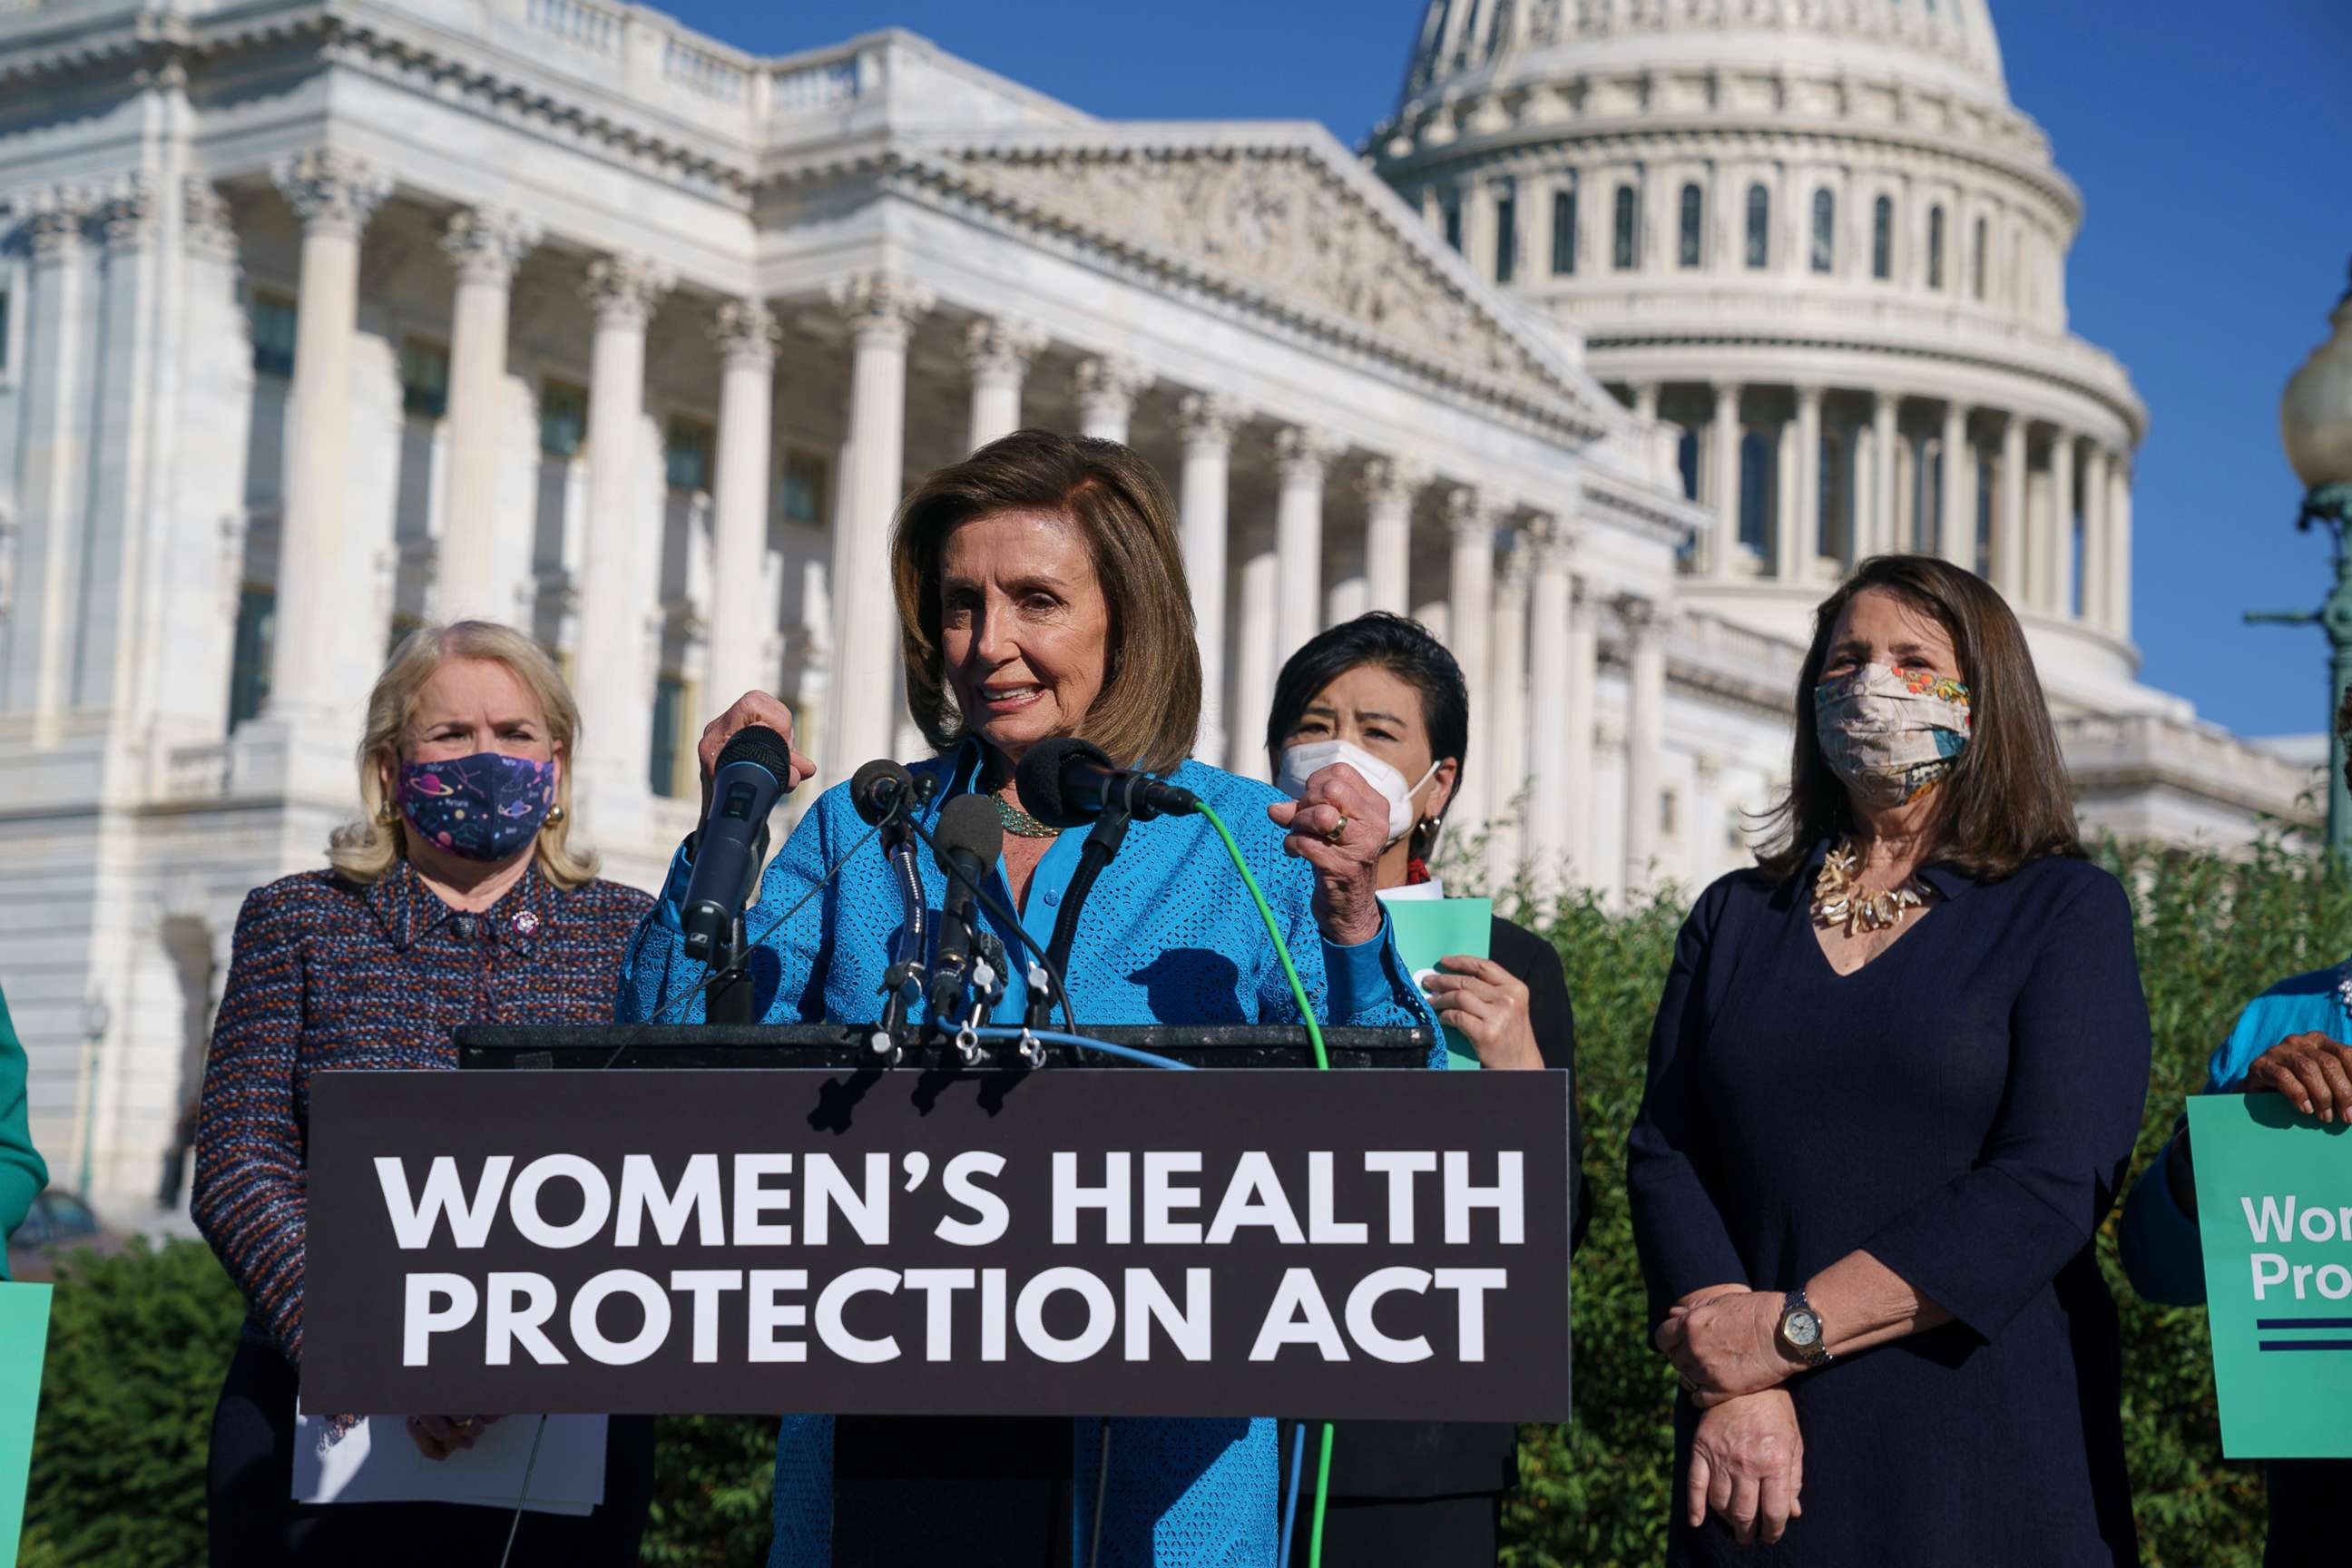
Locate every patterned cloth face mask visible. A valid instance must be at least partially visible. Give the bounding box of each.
[397,751,556,861]
[1813,662,1973,808]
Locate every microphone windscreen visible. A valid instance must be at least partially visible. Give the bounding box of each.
[714,723,797,784]
[933,793,1004,874]
[1014,736,1114,828]
[850,759,916,825]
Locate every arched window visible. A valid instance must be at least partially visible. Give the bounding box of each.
[1551,187,1577,275]
[1872,194,1894,280]
[1818,429,1847,562]
[1972,215,1988,300]
[1928,204,1946,290]
[1494,184,1517,284]
[1678,182,1703,269]
[1612,184,1638,270]
[1744,182,1769,270]
[1810,189,1836,274]
[1739,429,1774,554]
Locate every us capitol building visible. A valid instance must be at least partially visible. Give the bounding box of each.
[0,0,2318,1215]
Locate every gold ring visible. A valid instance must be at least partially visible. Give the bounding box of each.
[1323,810,1348,846]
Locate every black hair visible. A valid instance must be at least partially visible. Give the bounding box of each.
[1263,612,1471,825]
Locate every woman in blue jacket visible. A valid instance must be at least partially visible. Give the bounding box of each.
[616,428,1437,1566]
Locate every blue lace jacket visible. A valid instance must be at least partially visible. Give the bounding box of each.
[614,741,1439,1566]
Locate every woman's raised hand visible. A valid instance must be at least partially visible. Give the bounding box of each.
[1687,1390,1804,1546]
[2246,1032,2352,1123]
[696,691,817,816]
[1657,1289,1790,1406]
[1267,761,1387,947]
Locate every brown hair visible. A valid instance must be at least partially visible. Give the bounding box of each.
[1756,554,2082,883]
[328,620,598,887]
[890,427,1200,773]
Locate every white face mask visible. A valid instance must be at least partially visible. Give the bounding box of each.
[1275,739,1441,846]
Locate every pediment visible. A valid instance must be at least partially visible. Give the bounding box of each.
[904,127,1610,440]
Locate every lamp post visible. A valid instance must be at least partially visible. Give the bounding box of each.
[2248,260,2352,862]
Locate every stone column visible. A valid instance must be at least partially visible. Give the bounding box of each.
[1357,457,1423,615]
[1710,381,1740,576]
[266,150,390,724]
[1525,520,1576,890]
[1563,576,1599,885]
[78,180,162,718]
[965,318,1044,451]
[1487,534,1533,865]
[1940,401,1973,569]
[2046,431,2076,617]
[1074,357,1151,444]
[1621,595,1666,896]
[2079,444,2112,629]
[1869,391,1899,561]
[8,192,90,724]
[436,207,537,621]
[572,254,674,820]
[1994,413,2028,602]
[1231,540,1279,782]
[1178,393,1244,767]
[1446,488,1495,835]
[1274,426,1340,660]
[1787,384,1824,582]
[826,271,933,779]
[2107,456,2134,638]
[705,298,781,709]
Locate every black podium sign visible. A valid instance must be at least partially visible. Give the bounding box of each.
[302,1067,1572,1421]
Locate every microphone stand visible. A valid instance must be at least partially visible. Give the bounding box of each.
[1029,804,1134,1038]
[872,820,927,1061]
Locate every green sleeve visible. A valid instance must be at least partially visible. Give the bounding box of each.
[0,990,51,1279]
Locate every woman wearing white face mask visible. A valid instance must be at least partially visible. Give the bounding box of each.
[1627,555,2148,1566]
[1266,612,1588,1565]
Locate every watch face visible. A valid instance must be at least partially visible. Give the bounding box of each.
[1785,1310,1821,1348]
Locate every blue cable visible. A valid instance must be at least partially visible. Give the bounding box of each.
[966,1026,1194,1072]
[1278,1418,1307,1565]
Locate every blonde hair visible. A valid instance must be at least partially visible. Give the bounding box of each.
[328,621,599,888]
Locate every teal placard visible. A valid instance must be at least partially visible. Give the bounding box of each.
[2186,1093,2352,1457]
[1383,897,1492,1069]
[0,1282,52,1559]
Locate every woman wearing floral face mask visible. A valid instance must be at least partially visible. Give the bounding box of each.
[194,622,657,1566]
[1266,612,1588,1564]
[1627,555,2149,1566]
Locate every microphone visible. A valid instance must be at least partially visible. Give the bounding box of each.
[853,760,927,1055]
[681,724,799,964]
[851,759,916,828]
[1014,738,1200,830]
[926,794,1002,1025]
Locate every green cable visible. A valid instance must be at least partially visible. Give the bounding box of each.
[1191,800,1338,1560]
[1192,801,1329,1072]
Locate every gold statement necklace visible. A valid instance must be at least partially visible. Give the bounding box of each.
[1809,837,1934,936]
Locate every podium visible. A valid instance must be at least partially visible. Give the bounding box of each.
[455,1023,1436,1073]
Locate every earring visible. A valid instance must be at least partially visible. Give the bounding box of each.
[544,804,566,828]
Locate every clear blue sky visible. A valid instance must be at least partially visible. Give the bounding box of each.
[671,0,2352,739]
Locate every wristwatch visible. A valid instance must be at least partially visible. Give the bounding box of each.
[1776,1288,1832,1368]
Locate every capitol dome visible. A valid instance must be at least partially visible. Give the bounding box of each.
[1372,0,2149,703]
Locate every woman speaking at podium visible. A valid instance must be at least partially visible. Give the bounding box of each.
[615,427,1437,1565]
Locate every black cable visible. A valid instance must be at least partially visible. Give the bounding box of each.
[899,813,1083,1038]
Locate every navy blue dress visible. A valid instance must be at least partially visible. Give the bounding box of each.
[1626,844,2148,1566]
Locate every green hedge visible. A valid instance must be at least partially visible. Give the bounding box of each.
[25,840,2335,1565]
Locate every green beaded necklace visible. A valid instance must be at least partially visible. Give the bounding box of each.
[991,789,1061,839]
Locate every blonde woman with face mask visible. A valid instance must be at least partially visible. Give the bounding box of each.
[1627,554,2149,1566]
[1265,612,1590,1565]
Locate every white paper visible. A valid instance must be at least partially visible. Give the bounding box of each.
[291,1411,607,1515]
